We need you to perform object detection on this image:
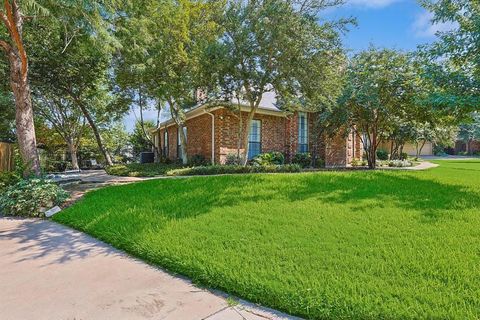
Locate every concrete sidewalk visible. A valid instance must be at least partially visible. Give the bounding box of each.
[0,217,299,320]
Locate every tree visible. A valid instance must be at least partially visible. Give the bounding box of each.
[326,48,418,169]
[28,13,127,167]
[130,120,156,157]
[420,0,480,117]
[210,0,349,165]
[33,93,86,170]
[0,56,15,142]
[0,0,42,175]
[113,5,163,161]
[151,0,221,164]
[0,0,121,174]
[458,112,480,155]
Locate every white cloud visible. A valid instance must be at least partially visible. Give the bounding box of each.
[412,10,457,38]
[348,0,402,8]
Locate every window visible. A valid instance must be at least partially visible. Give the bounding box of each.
[163,131,168,157]
[248,120,261,159]
[298,112,308,153]
[177,126,187,159]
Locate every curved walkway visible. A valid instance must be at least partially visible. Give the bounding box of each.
[0,217,299,320]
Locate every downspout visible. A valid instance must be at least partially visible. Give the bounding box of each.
[204,110,215,165]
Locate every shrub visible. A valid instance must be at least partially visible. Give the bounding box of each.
[400,152,409,160]
[252,152,285,166]
[106,163,183,177]
[189,154,209,166]
[166,164,301,176]
[351,158,367,167]
[292,153,312,168]
[376,149,389,160]
[225,153,241,165]
[387,160,413,168]
[433,145,447,156]
[0,178,68,217]
[0,171,21,193]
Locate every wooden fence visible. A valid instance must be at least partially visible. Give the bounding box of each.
[0,142,14,172]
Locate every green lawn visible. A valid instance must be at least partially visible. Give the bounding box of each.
[54,161,480,319]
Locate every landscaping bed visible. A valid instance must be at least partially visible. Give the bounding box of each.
[54,160,480,319]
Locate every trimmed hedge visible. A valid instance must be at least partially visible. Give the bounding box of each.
[166,164,301,176]
[106,163,183,177]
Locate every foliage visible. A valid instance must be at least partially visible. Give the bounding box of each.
[115,0,223,164]
[166,164,301,176]
[207,0,350,163]
[387,160,413,168]
[0,178,68,217]
[189,154,209,167]
[0,171,21,193]
[252,152,285,166]
[324,48,419,168]
[0,59,15,142]
[225,153,241,165]
[458,113,480,154]
[130,120,155,157]
[351,158,367,167]
[55,161,480,319]
[376,149,389,161]
[105,163,183,177]
[420,0,480,116]
[292,152,312,168]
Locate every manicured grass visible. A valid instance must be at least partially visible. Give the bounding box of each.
[54,161,480,319]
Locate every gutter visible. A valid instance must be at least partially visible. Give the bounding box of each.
[204,110,215,165]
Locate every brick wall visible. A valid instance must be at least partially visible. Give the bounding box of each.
[156,106,355,167]
[159,113,215,162]
[215,109,287,164]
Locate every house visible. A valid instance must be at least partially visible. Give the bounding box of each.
[151,93,362,167]
[377,141,434,157]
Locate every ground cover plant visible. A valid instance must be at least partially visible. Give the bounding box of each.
[54,161,480,319]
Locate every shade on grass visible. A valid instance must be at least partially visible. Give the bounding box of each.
[54,161,480,319]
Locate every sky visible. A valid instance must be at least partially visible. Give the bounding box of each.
[123,0,447,132]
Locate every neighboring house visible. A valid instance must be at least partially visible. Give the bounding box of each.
[377,141,434,157]
[454,140,480,154]
[151,93,362,167]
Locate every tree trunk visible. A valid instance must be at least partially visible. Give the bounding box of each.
[241,102,260,166]
[168,100,188,165]
[9,53,41,176]
[77,102,113,166]
[67,138,79,171]
[1,2,41,177]
[369,131,377,169]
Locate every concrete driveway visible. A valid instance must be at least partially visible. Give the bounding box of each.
[0,217,299,320]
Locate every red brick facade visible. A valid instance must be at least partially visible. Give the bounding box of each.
[155,106,361,167]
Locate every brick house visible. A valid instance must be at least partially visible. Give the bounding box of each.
[151,94,362,167]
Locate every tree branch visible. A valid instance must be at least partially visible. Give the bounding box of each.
[5,0,28,79]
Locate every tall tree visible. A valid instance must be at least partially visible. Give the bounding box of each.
[28,13,127,167]
[0,0,121,174]
[114,6,163,160]
[325,48,419,169]
[420,0,480,117]
[115,0,222,164]
[210,0,349,165]
[0,55,15,142]
[33,93,86,170]
[458,112,480,155]
[0,0,42,175]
